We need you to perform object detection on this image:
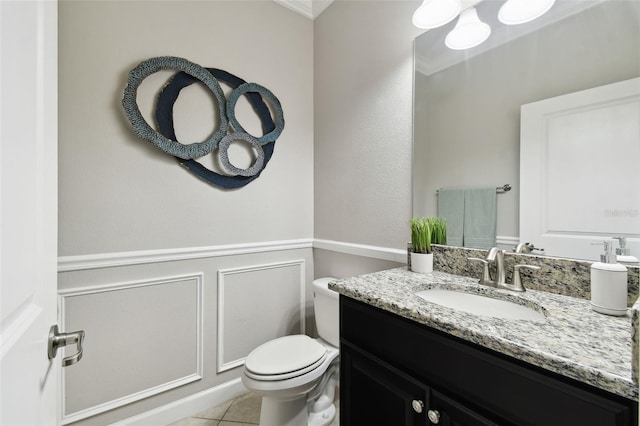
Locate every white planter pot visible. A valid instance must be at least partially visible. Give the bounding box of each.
[410,252,433,273]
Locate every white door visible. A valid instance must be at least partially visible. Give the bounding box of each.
[1,0,60,424]
[520,78,640,261]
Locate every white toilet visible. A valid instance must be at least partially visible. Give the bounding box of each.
[241,277,340,426]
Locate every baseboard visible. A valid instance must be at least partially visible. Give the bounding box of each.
[110,378,246,426]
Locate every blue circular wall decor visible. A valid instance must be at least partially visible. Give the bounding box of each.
[121,57,285,189]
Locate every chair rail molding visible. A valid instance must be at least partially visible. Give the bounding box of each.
[313,239,407,263]
[58,239,314,272]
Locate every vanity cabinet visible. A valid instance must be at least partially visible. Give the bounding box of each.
[342,341,498,425]
[339,296,637,426]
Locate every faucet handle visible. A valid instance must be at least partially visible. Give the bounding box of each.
[512,264,540,292]
[468,257,493,286]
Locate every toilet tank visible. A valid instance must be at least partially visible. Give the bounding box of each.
[313,277,339,347]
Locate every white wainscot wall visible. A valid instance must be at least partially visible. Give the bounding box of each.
[57,240,313,426]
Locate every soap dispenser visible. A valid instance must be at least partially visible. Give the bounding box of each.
[591,241,628,316]
[613,236,639,266]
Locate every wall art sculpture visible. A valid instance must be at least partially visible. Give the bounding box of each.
[121,56,285,189]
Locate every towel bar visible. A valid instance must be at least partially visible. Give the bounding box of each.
[436,184,511,195]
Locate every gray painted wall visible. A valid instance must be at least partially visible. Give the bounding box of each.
[59,0,428,422]
[58,1,314,424]
[59,0,313,256]
[314,0,422,263]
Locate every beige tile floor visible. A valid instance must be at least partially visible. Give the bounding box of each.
[169,392,261,426]
[169,391,339,426]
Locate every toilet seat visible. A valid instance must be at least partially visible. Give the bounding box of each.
[245,335,327,381]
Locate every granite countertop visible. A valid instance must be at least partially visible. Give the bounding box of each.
[329,267,638,401]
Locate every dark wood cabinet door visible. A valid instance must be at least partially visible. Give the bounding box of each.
[429,389,501,426]
[341,342,428,426]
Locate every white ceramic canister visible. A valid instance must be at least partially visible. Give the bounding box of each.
[411,252,433,274]
[591,241,628,316]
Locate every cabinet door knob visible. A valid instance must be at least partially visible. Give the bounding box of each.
[411,399,424,413]
[427,409,441,424]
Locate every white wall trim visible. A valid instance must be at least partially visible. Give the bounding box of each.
[273,0,313,19]
[59,274,204,425]
[313,238,522,259]
[272,0,334,20]
[496,235,519,247]
[58,239,313,272]
[110,378,246,426]
[313,239,407,264]
[216,260,306,373]
[58,239,405,273]
[58,237,521,276]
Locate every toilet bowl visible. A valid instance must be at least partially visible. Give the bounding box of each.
[241,277,340,426]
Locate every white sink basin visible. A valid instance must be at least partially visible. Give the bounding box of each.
[415,289,546,321]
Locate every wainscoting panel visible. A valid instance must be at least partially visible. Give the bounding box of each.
[217,260,306,372]
[57,244,313,425]
[59,274,203,424]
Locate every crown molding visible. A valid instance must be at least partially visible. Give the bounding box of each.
[273,0,334,20]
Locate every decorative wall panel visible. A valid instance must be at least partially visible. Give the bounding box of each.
[217,260,306,372]
[59,274,203,424]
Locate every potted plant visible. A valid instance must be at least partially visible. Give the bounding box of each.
[409,217,447,273]
[430,216,447,246]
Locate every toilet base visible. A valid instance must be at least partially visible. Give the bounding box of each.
[259,395,308,426]
[257,392,337,426]
[308,403,336,426]
[308,366,339,426]
[255,367,339,426]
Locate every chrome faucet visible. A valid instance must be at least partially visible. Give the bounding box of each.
[485,247,506,286]
[468,247,540,292]
[468,247,506,287]
[514,242,544,254]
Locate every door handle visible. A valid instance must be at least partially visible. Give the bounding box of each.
[48,325,85,367]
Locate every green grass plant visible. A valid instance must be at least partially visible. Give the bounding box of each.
[410,216,447,253]
[429,217,447,245]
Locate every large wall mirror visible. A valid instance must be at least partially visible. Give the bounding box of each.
[413,0,640,261]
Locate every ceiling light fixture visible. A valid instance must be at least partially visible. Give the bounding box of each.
[498,0,556,25]
[413,0,556,50]
[445,7,491,50]
[412,0,461,29]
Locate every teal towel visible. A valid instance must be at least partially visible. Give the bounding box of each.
[438,189,465,247]
[463,188,497,249]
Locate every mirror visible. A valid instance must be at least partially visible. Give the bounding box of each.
[413,0,640,260]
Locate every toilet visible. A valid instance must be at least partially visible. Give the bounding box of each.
[241,277,340,426]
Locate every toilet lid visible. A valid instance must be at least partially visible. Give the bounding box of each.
[245,335,327,377]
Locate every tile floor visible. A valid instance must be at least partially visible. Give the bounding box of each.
[169,391,339,426]
[169,392,261,426]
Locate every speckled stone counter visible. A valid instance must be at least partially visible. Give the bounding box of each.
[329,268,638,401]
[431,245,640,306]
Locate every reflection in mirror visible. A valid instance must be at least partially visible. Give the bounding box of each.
[520,77,639,261]
[413,0,640,261]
